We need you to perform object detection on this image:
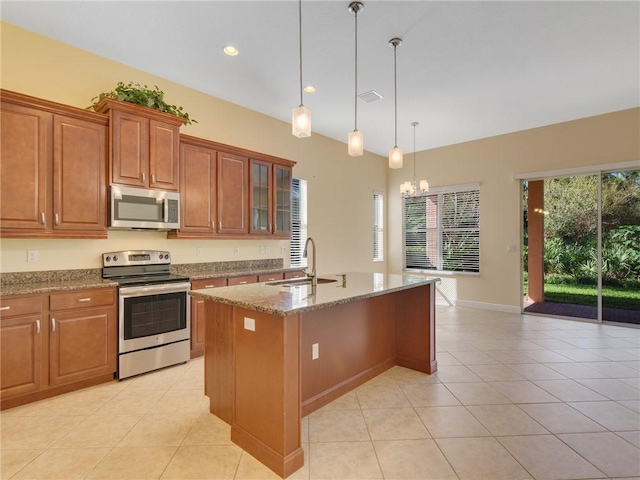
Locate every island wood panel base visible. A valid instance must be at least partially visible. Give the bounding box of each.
[202,283,436,478]
[231,307,302,479]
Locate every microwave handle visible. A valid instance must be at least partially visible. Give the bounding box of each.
[164,198,169,222]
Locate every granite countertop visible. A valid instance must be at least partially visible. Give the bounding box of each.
[189,272,439,316]
[1,273,117,296]
[179,266,304,281]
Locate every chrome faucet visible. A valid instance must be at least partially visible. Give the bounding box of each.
[303,237,317,287]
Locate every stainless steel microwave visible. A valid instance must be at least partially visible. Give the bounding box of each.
[109,185,180,230]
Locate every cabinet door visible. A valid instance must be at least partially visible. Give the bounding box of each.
[0,102,51,231]
[180,143,217,234]
[149,119,179,191]
[111,109,148,187]
[273,165,292,237]
[49,307,116,386]
[217,152,248,235]
[0,315,44,398]
[250,159,272,234]
[190,277,226,358]
[52,115,107,234]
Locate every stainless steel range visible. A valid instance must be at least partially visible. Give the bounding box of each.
[102,250,191,379]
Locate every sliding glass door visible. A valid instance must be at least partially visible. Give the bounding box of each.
[523,168,639,325]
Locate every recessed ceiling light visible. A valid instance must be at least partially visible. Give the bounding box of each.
[303,85,316,93]
[223,45,239,56]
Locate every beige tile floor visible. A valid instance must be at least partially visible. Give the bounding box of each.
[2,306,640,479]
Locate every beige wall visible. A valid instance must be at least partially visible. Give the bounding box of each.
[0,23,388,275]
[388,108,640,311]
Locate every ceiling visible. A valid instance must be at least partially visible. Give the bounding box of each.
[2,1,639,156]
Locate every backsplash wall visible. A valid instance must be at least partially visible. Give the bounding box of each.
[0,230,289,273]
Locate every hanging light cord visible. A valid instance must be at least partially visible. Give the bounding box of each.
[393,43,398,148]
[413,123,417,180]
[354,6,359,131]
[298,0,303,107]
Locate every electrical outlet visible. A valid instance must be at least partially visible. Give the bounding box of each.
[244,317,256,331]
[196,247,203,258]
[259,245,266,254]
[312,343,319,360]
[234,247,240,256]
[281,246,286,254]
[506,245,516,253]
[27,250,38,263]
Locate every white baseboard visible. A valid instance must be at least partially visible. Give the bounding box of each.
[450,299,521,314]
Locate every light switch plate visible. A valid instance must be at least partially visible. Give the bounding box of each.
[312,343,319,360]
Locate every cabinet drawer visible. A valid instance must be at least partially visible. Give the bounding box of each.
[227,275,258,286]
[191,278,226,290]
[258,273,284,282]
[0,295,42,318]
[50,288,115,311]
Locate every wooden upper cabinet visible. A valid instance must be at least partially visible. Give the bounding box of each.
[174,141,217,235]
[273,164,292,237]
[0,102,50,232]
[53,115,107,233]
[95,98,182,191]
[217,152,249,235]
[249,160,292,237]
[0,90,108,238]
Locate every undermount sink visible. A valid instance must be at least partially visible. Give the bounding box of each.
[266,277,338,287]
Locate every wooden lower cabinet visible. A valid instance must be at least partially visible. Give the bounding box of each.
[190,278,227,358]
[284,270,306,279]
[0,288,116,410]
[0,295,45,400]
[49,306,116,387]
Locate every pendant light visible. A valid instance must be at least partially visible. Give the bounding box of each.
[292,0,311,138]
[401,121,429,197]
[388,37,403,169]
[348,2,364,156]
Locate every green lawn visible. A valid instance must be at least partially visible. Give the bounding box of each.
[543,284,640,310]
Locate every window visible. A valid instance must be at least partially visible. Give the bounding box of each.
[373,192,384,262]
[290,178,308,268]
[403,184,480,273]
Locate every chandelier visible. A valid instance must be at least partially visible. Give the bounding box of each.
[401,122,429,198]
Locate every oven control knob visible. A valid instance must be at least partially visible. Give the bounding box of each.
[105,256,111,262]
[113,255,118,262]
[159,253,164,260]
[165,254,170,260]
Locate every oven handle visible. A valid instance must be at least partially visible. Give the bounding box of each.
[119,282,191,297]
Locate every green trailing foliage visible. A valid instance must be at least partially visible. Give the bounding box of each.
[90,81,197,125]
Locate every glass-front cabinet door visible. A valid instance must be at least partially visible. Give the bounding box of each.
[274,165,292,236]
[250,160,272,234]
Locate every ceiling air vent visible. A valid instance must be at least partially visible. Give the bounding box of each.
[358,90,383,103]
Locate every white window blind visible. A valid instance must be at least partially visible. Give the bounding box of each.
[290,178,308,268]
[373,192,384,262]
[403,186,480,273]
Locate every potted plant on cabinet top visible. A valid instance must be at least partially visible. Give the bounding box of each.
[90,81,197,125]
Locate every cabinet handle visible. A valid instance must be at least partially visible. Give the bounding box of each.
[36,320,40,334]
[141,172,146,183]
[219,221,222,230]
[151,174,156,184]
[77,298,91,302]
[51,318,56,332]
[204,285,214,288]
[269,224,272,233]
[55,213,59,225]
[41,212,46,224]
[239,281,247,284]
[0,306,10,311]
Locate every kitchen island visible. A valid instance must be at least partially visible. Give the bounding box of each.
[190,272,439,478]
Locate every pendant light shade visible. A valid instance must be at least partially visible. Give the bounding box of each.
[388,37,403,169]
[292,105,311,138]
[292,0,311,138]
[348,130,364,156]
[348,2,364,156]
[389,146,403,169]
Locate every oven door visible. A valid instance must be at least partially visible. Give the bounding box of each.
[118,282,191,354]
